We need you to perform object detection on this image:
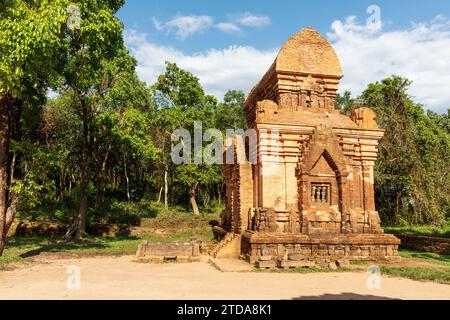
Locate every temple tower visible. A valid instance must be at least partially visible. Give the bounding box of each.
[214,27,400,266]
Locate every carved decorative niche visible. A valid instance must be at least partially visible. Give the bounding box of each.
[311,183,331,205]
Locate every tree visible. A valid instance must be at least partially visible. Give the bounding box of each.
[60,0,125,238]
[215,90,247,131]
[360,76,449,225]
[335,90,357,115]
[89,51,159,208]
[153,62,222,215]
[0,0,70,255]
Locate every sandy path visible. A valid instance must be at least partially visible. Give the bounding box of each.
[0,256,448,300]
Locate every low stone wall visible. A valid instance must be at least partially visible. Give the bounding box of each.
[12,221,66,237]
[135,239,206,263]
[242,232,401,268]
[10,221,129,237]
[394,234,450,255]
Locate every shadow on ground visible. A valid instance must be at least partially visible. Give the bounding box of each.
[292,293,399,300]
[10,236,139,258]
[18,240,105,258]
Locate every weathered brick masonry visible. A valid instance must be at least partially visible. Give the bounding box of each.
[213,27,401,266]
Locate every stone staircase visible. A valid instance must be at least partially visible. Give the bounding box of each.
[209,232,241,258]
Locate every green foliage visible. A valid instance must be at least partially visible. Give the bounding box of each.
[380,266,450,284]
[16,202,70,223]
[175,164,222,188]
[0,254,24,270]
[0,0,69,97]
[385,221,450,237]
[61,0,125,93]
[3,1,448,239]
[108,107,159,160]
[89,200,155,225]
[215,90,247,130]
[10,141,58,209]
[153,62,224,212]
[154,61,210,111]
[334,90,357,115]
[360,76,450,225]
[398,249,450,265]
[340,76,449,226]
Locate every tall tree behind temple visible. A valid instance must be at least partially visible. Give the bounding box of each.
[335,90,357,115]
[341,76,450,225]
[215,90,247,131]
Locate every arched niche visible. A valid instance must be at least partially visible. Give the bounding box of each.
[297,134,350,235]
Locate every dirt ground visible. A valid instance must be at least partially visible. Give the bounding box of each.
[0,256,449,300]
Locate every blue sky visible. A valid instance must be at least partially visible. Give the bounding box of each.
[117,0,450,113]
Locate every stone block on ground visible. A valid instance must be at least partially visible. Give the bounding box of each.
[256,260,276,269]
[328,262,338,270]
[277,259,315,269]
[336,259,350,268]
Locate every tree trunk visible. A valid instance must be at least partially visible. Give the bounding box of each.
[124,157,130,202]
[0,95,11,256]
[189,185,200,216]
[95,144,110,209]
[75,97,91,239]
[76,145,90,238]
[94,176,103,209]
[157,187,163,203]
[203,191,210,207]
[0,94,19,256]
[164,164,168,209]
[217,183,222,205]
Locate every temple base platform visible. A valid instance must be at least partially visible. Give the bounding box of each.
[241,231,401,267]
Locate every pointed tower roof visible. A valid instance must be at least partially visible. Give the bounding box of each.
[244,27,343,117]
[275,27,342,76]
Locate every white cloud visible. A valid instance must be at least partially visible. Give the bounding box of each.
[124,30,277,100]
[216,22,242,34]
[329,15,450,113]
[152,13,271,39]
[156,15,214,40]
[128,15,450,113]
[238,13,271,28]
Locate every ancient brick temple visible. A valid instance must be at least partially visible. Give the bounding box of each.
[213,27,400,267]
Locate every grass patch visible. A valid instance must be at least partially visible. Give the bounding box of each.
[350,260,369,265]
[0,255,25,270]
[3,236,142,258]
[380,266,450,284]
[16,199,223,229]
[1,203,219,269]
[399,250,450,266]
[2,230,214,261]
[254,249,450,283]
[384,221,450,238]
[378,249,450,284]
